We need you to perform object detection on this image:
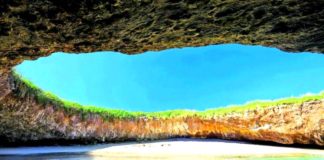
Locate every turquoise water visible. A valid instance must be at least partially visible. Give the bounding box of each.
[15,44,324,111]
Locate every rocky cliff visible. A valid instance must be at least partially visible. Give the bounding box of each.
[0,72,323,146]
[0,0,324,146]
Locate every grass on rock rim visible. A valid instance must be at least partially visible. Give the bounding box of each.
[12,72,324,120]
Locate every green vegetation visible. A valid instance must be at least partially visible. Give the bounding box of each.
[13,72,324,120]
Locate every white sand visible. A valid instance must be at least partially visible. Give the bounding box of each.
[0,139,323,159]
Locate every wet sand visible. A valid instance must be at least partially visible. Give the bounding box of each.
[0,139,323,159]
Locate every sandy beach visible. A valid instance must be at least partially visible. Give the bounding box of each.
[0,139,323,159]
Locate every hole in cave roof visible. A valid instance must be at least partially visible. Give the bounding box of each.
[15,43,324,112]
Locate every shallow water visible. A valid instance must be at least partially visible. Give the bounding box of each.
[16,44,324,111]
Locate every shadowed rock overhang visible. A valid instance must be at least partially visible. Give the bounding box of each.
[0,0,324,71]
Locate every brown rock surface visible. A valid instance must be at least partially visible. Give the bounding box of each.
[1,0,324,69]
[0,72,323,146]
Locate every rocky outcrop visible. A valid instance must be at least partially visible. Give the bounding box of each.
[0,72,323,146]
[0,0,324,146]
[1,0,324,70]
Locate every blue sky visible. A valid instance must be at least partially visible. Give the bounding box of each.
[15,44,324,111]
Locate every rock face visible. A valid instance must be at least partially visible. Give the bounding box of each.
[0,0,324,146]
[1,1,324,69]
[0,72,323,146]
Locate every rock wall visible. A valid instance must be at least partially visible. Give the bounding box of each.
[0,72,323,146]
[1,0,324,70]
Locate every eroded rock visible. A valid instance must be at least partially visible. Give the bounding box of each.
[1,0,324,69]
[0,72,323,146]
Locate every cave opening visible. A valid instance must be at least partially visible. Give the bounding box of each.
[14,44,324,112]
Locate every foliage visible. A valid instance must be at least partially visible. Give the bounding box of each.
[12,72,324,120]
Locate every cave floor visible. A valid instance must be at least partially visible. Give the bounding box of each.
[0,139,323,160]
